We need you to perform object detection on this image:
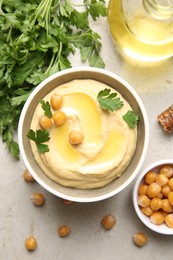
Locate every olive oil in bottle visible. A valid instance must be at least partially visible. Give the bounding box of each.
[107,0,173,62]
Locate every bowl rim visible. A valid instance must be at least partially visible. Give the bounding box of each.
[133,159,173,235]
[18,66,149,202]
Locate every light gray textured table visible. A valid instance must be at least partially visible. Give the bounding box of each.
[1,1,173,259]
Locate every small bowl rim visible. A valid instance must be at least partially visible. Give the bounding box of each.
[18,66,149,202]
[133,159,173,235]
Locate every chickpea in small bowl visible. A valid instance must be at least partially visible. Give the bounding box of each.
[133,159,173,235]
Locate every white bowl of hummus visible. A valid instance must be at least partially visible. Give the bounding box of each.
[18,67,149,202]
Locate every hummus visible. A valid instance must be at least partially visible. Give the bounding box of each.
[30,79,137,189]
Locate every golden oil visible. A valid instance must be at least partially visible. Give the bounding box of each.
[107,0,173,62]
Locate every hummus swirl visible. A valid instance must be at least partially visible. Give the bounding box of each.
[30,79,137,189]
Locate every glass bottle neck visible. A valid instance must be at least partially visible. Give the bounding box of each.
[143,0,173,19]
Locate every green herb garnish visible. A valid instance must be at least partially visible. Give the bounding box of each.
[0,0,107,159]
[40,100,52,118]
[97,88,124,112]
[97,89,139,128]
[123,110,140,129]
[27,129,50,153]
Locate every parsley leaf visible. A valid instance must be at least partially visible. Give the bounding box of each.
[70,29,105,68]
[97,88,124,112]
[123,110,139,128]
[70,10,89,29]
[88,0,107,21]
[3,128,20,160]
[39,100,52,118]
[27,129,50,153]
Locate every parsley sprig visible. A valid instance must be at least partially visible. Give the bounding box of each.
[97,88,124,112]
[27,129,50,153]
[0,0,107,159]
[123,111,139,129]
[97,88,139,128]
[40,100,52,118]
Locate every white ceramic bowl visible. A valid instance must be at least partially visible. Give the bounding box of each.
[18,67,149,202]
[133,159,173,235]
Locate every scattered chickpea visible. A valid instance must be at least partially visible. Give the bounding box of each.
[58,225,71,237]
[150,198,162,211]
[138,195,150,208]
[147,182,161,198]
[101,214,116,230]
[165,214,173,228]
[68,130,84,145]
[31,192,45,206]
[138,184,148,195]
[144,171,157,184]
[52,111,67,126]
[61,199,73,205]
[25,236,37,251]
[23,169,35,182]
[133,232,148,247]
[39,115,52,130]
[50,93,63,110]
[150,212,164,225]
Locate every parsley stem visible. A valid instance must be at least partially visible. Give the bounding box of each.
[66,0,89,7]
[35,0,54,33]
[45,53,56,76]
[7,27,12,43]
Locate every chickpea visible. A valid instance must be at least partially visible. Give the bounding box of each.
[144,171,157,184]
[138,195,150,208]
[161,185,171,198]
[150,198,162,211]
[23,169,35,182]
[39,116,52,130]
[25,236,37,251]
[150,212,164,225]
[168,178,173,190]
[138,184,148,195]
[147,182,161,198]
[50,93,63,110]
[156,174,168,187]
[162,199,172,213]
[133,232,148,247]
[160,165,173,178]
[58,225,71,237]
[141,206,153,217]
[52,111,67,126]
[68,130,84,145]
[31,192,45,206]
[156,192,163,199]
[168,191,173,206]
[165,214,173,228]
[160,209,168,219]
[61,199,73,205]
[101,214,116,230]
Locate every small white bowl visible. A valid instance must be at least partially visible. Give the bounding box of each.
[18,67,149,202]
[133,159,173,235]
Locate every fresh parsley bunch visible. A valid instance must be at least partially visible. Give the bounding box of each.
[0,0,106,159]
